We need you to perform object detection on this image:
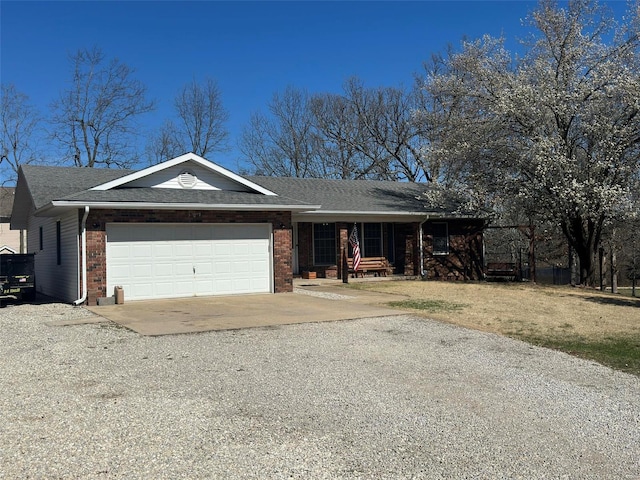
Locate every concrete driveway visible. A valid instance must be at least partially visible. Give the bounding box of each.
[87,285,407,335]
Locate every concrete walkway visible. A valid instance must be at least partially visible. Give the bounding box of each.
[87,283,407,335]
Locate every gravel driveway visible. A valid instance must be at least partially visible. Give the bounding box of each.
[1,302,639,479]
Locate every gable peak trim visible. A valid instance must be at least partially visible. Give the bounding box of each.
[90,153,277,196]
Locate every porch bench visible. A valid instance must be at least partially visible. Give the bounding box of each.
[348,257,390,278]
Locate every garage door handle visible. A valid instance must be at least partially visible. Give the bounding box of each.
[193,266,195,274]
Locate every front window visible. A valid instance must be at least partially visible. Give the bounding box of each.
[432,222,449,255]
[313,223,336,265]
[348,223,384,258]
[363,223,383,257]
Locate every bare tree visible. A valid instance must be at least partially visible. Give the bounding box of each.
[240,86,323,177]
[0,84,41,183]
[147,77,229,164]
[175,77,229,157]
[309,93,375,179]
[51,46,154,168]
[241,81,431,181]
[144,120,184,166]
[342,78,429,182]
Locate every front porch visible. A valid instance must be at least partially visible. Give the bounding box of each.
[292,219,485,282]
[295,221,422,280]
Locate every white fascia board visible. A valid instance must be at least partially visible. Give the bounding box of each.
[303,210,433,216]
[39,200,320,215]
[90,153,278,196]
[291,210,469,223]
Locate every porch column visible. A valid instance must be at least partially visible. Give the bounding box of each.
[404,222,421,276]
[337,223,349,279]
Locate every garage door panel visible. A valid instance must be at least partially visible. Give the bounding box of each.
[154,282,174,296]
[153,244,174,258]
[129,282,153,298]
[251,260,269,274]
[132,244,153,258]
[107,223,271,300]
[192,242,213,257]
[131,263,153,277]
[171,280,194,296]
[154,262,174,277]
[110,265,130,278]
[213,243,232,255]
[108,244,131,258]
[232,244,249,255]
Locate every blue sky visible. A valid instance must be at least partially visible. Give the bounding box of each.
[0,0,630,178]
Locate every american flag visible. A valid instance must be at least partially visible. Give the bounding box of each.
[349,224,361,272]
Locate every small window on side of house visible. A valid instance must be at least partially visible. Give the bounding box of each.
[39,226,43,251]
[432,222,449,255]
[56,221,61,265]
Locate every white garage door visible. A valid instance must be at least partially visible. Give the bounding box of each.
[106,223,272,301]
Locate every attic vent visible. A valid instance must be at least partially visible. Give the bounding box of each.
[178,170,197,188]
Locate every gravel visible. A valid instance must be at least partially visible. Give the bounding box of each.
[1,302,639,479]
[293,288,356,300]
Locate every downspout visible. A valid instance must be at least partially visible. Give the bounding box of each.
[419,217,429,278]
[73,206,90,306]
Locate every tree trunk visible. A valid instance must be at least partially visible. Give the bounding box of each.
[568,244,578,286]
[561,214,604,287]
[599,247,605,291]
[529,224,536,283]
[610,245,618,294]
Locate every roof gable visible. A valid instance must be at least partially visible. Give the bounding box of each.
[92,153,276,195]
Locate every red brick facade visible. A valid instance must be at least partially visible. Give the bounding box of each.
[82,209,292,305]
[80,211,484,305]
[423,219,485,280]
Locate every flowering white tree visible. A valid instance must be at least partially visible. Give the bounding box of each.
[419,0,640,286]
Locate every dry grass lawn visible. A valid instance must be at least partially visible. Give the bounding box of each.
[347,280,640,375]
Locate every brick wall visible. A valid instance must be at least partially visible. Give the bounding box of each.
[83,209,292,305]
[423,219,485,280]
[297,222,313,273]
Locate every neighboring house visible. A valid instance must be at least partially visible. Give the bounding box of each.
[11,153,485,305]
[0,187,24,254]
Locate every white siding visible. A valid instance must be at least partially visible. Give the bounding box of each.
[28,210,79,302]
[125,162,252,191]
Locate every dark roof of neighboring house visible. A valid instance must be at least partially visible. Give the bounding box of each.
[0,187,15,220]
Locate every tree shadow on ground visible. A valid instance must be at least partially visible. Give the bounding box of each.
[583,295,640,308]
[0,293,62,308]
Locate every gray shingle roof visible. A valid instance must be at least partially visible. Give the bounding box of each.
[248,176,447,214]
[20,165,133,210]
[0,187,15,219]
[16,164,464,218]
[61,188,311,207]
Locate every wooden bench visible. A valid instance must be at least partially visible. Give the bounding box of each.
[348,257,390,278]
[486,262,518,279]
